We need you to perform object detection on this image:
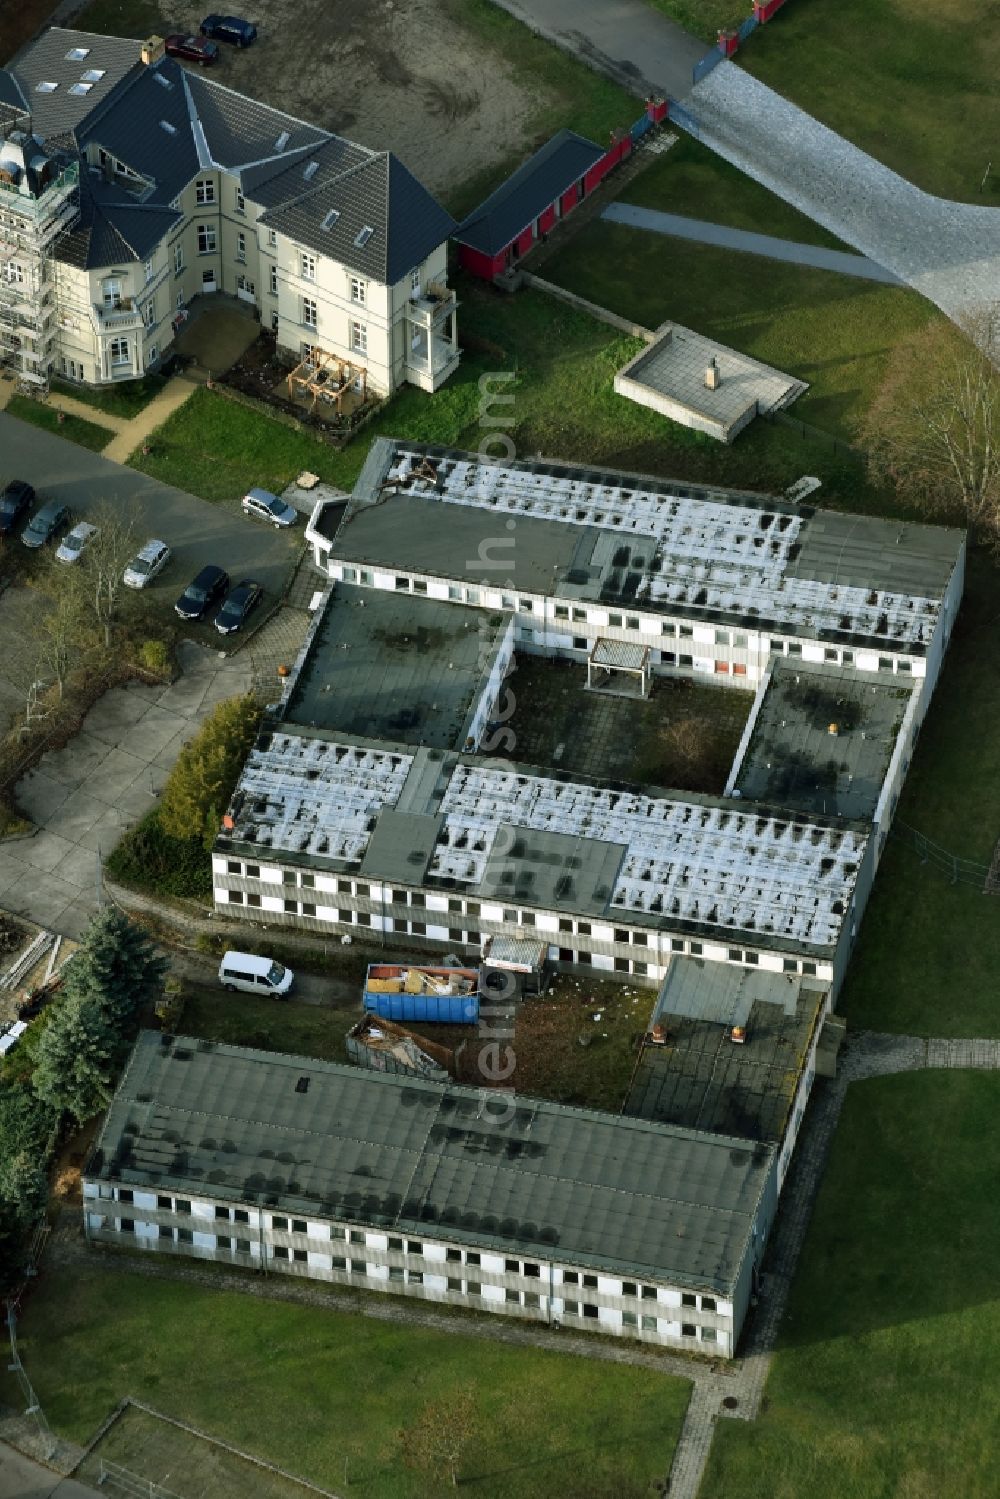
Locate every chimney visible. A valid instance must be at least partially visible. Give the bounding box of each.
[704,356,721,391]
[140,35,166,65]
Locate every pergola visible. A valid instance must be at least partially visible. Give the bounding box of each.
[286,347,366,413]
[586,636,652,698]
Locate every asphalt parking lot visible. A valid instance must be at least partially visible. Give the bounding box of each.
[0,412,302,638]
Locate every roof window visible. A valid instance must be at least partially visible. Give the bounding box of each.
[35,81,58,93]
[160,120,177,136]
[303,160,319,181]
[82,68,106,82]
[153,72,172,90]
[69,82,93,96]
[274,130,290,151]
[65,47,90,61]
[321,208,340,230]
[354,225,373,248]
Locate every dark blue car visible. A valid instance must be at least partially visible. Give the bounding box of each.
[200,14,257,46]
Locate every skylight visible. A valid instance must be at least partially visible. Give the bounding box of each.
[274,130,290,151]
[160,120,177,136]
[153,72,172,90]
[303,161,319,181]
[82,68,106,83]
[69,82,94,96]
[35,81,58,94]
[65,47,90,62]
[354,225,374,248]
[321,208,340,231]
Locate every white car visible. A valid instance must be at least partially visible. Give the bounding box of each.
[242,487,298,528]
[123,539,172,589]
[55,520,99,565]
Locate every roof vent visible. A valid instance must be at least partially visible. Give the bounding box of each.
[295,1075,310,1094]
[354,225,374,248]
[321,208,340,230]
[66,46,90,61]
[303,160,319,181]
[160,120,177,136]
[274,130,290,151]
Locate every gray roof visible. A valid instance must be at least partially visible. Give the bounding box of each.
[241,137,368,209]
[731,658,913,820]
[4,27,139,142]
[478,826,627,915]
[623,960,826,1143]
[282,583,507,751]
[259,150,456,283]
[183,70,326,170]
[786,508,962,599]
[77,58,200,206]
[56,170,180,268]
[455,128,606,256]
[90,1031,776,1294]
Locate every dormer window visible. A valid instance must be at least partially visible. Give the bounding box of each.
[321,208,339,231]
[303,160,319,181]
[274,130,290,151]
[354,225,373,248]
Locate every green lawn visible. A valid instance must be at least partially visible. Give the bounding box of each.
[72,0,161,35]
[6,1266,690,1498]
[50,372,166,420]
[622,135,846,250]
[181,987,361,1067]
[701,1071,1000,1499]
[5,395,110,452]
[648,0,747,44]
[542,219,941,444]
[736,0,1000,203]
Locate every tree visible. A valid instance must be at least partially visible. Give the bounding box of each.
[62,907,167,1030]
[36,589,81,702]
[159,694,263,849]
[62,501,139,651]
[31,987,122,1124]
[399,1392,476,1488]
[857,302,1000,546]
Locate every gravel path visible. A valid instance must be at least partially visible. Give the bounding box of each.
[686,64,1000,330]
[602,202,902,282]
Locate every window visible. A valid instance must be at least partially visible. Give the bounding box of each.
[524,1263,540,1278]
[782,958,798,974]
[269,263,278,296]
[157,1194,172,1209]
[554,605,569,620]
[681,1292,697,1307]
[217,1235,232,1249]
[582,1274,598,1289]
[283,898,297,914]
[622,1281,637,1297]
[144,258,154,284]
[614,928,630,944]
[143,299,156,327]
[524,1292,541,1309]
[689,942,703,956]
[641,1285,657,1300]
[715,661,730,675]
[466,1251,480,1267]
[702,1297,716,1312]
[247,893,262,908]
[301,252,316,280]
[227,860,241,875]
[273,1246,289,1260]
[714,629,730,646]
[701,1326,718,1343]
[236,232,246,263]
[505,1258,520,1273]
[577,921,591,937]
[235,186,245,213]
[614,957,629,972]
[728,948,742,962]
[197,224,216,254]
[102,277,122,309]
[118,1189,134,1204]
[505,1288,520,1304]
[623,1310,638,1328]
[350,1259,366,1275]
[411,266,421,293]
[670,938,685,953]
[236,1239,250,1254]
[573,637,588,651]
[302,902,316,918]
[389,1265,404,1282]
[661,621,676,637]
[272,1216,289,1231]
[268,227,277,247]
[292,1219,307,1234]
[682,1323,697,1338]
[641,1315,657,1331]
[4,261,24,285]
[215,1205,230,1220]
[302,296,317,328]
[351,321,367,354]
[109,337,130,367]
[234,1209,249,1224]
[195,178,215,204]
[350,276,366,304]
[733,663,748,676]
[293,1249,307,1263]
[332,1255,347,1270]
[407,1241,423,1255]
[228,891,245,905]
[520,912,536,928]
[467,1282,481,1296]
[802,961,817,977]
[608,613,623,628]
[177,1226,193,1243]
[408,1271,423,1286]
[388,1236,403,1251]
[159,1225,173,1240]
[519,599,534,613]
[558,918,573,933]
[626,615,639,630]
[446,1247,462,1262]
[787,641,802,657]
[349,1229,365,1243]
[175,1200,191,1215]
[448,1277,462,1292]
[564,1300,579,1316]
[563,1270,579,1285]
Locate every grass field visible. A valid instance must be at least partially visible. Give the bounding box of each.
[737,0,1000,203]
[6,1266,690,1498]
[5,395,110,452]
[622,134,846,249]
[648,0,747,43]
[49,373,167,420]
[542,218,942,444]
[701,1071,1000,1499]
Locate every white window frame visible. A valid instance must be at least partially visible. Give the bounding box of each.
[109,337,130,367]
[4,261,24,285]
[144,298,156,327]
[102,277,122,310]
[235,186,245,213]
[144,258,154,284]
[410,266,421,295]
[351,320,367,354]
[195,178,215,205]
[197,224,216,255]
[269,264,278,296]
[350,276,366,305]
[173,242,184,274]
[236,231,246,264]
[302,296,317,329]
[300,252,316,281]
[267,227,277,248]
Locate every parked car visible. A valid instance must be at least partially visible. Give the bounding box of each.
[242,487,297,528]
[0,480,35,536]
[21,500,70,549]
[219,950,293,997]
[165,33,220,64]
[123,539,172,589]
[175,563,229,620]
[215,578,263,635]
[200,13,257,45]
[55,520,98,564]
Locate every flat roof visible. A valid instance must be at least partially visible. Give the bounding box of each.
[282,583,507,752]
[89,1032,776,1295]
[334,440,964,651]
[732,659,913,820]
[615,323,806,428]
[624,959,826,1142]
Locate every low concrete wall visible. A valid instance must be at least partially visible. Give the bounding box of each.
[520,274,655,341]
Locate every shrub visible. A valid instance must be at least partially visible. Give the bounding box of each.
[138,638,172,677]
[106,809,213,900]
[159,694,262,850]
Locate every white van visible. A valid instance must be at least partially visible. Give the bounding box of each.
[219,951,294,998]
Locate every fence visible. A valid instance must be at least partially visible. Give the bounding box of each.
[692,47,725,85]
[890,819,993,890]
[760,407,862,459]
[691,0,793,83]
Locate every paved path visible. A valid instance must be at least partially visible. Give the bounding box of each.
[488,0,704,101]
[0,1442,98,1498]
[686,64,1000,329]
[602,202,903,283]
[0,372,199,463]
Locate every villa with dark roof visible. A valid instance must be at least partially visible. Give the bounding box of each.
[0,28,459,393]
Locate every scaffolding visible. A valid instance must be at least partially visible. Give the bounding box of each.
[0,125,80,396]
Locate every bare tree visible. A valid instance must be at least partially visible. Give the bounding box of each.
[36,590,81,702]
[399,1392,476,1488]
[858,302,1000,545]
[74,501,139,650]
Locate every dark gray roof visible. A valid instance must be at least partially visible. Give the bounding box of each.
[624,961,826,1144]
[5,27,139,142]
[56,169,180,268]
[0,70,29,121]
[77,58,199,206]
[259,151,456,283]
[90,1031,776,1294]
[455,128,605,256]
[183,70,327,170]
[241,134,371,209]
[478,827,627,916]
[785,507,963,598]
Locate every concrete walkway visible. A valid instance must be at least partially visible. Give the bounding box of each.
[488,0,705,101]
[602,202,904,283]
[687,63,1000,329]
[0,1442,99,1498]
[0,372,198,463]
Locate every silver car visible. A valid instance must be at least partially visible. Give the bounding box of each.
[123,539,172,589]
[242,487,298,528]
[55,520,99,564]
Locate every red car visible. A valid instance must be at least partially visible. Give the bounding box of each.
[164,33,220,64]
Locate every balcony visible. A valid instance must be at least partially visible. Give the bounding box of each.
[90,299,144,333]
[405,331,460,393]
[408,280,457,330]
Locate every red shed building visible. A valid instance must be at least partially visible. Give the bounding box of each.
[454,128,627,280]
